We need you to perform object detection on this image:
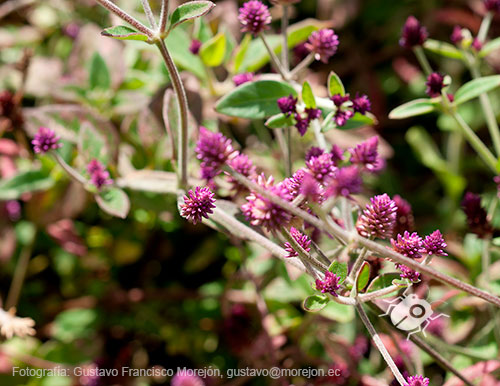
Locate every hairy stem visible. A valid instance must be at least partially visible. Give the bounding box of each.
[281,227,328,274]
[413,46,432,76]
[156,40,189,189]
[159,0,169,33]
[6,233,36,309]
[290,53,315,79]
[140,0,157,30]
[355,301,406,385]
[94,0,153,38]
[259,33,289,80]
[478,11,493,42]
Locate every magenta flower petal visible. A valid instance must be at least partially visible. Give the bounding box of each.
[180,186,216,225]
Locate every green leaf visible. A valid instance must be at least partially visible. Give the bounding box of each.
[303,295,330,312]
[454,75,500,105]
[101,25,149,42]
[480,37,500,58]
[0,170,54,200]
[165,27,205,79]
[95,187,130,218]
[319,301,355,323]
[265,113,294,129]
[327,71,345,97]
[356,262,370,292]
[301,81,316,108]
[424,39,464,60]
[340,112,377,130]
[389,98,436,119]
[366,273,401,298]
[215,80,297,119]
[200,33,226,67]
[233,34,252,73]
[52,308,97,343]
[78,123,108,164]
[89,52,111,90]
[328,261,347,284]
[239,19,324,72]
[168,1,215,31]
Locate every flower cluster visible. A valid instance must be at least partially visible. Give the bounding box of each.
[277,95,321,136]
[315,271,341,296]
[241,174,293,231]
[226,153,257,194]
[423,230,447,256]
[391,231,425,282]
[399,16,428,49]
[284,227,311,258]
[189,39,202,55]
[196,127,237,180]
[233,72,254,86]
[330,93,372,128]
[305,29,339,63]
[405,375,429,386]
[450,26,464,45]
[425,72,445,98]
[180,186,216,225]
[356,194,397,239]
[87,159,112,190]
[349,136,383,172]
[325,165,362,198]
[461,192,492,237]
[32,127,61,154]
[306,153,337,184]
[238,0,271,36]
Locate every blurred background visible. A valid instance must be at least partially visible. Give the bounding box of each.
[1,0,499,385]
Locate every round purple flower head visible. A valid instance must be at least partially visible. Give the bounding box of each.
[325,165,362,198]
[277,94,297,116]
[349,136,384,172]
[284,227,311,258]
[305,147,324,162]
[305,29,339,63]
[171,370,205,386]
[425,72,445,98]
[315,271,341,296]
[238,0,271,36]
[331,94,353,127]
[300,172,323,202]
[32,127,61,154]
[484,0,500,12]
[241,174,293,231]
[196,127,236,180]
[398,264,421,282]
[391,231,425,259]
[472,37,483,52]
[450,26,464,45]
[283,168,306,199]
[423,230,447,256]
[226,152,257,193]
[405,375,429,386]
[356,193,397,239]
[462,192,492,237]
[352,94,371,115]
[306,153,337,184]
[180,186,216,225]
[393,195,415,237]
[87,159,112,190]
[189,39,202,55]
[400,16,428,49]
[233,72,254,86]
[330,144,344,164]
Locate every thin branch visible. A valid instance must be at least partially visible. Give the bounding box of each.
[94,0,154,38]
[259,33,289,80]
[6,233,36,309]
[140,0,158,30]
[159,0,170,33]
[281,5,289,72]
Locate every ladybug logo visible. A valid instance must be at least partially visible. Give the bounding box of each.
[379,288,449,340]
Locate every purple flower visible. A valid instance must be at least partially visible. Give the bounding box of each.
[305,29,339,63]
[462,192,492,237]
[315,271,341,296]
[226,152,257,193]
[472,37,483,52]
[189,39,202,55]
[400,16,428,49]
[425,72,445,98]
[330,144,344,164]
[331,94,353,127]
[306,107,322,121]
[238,0,271,36]
[180,186,216,225]
[295,113,309,136]
[356,193,397,239]
[450,26,464,45]
[391,231,425,259]
[423,230,447,256]
[484,0,500,12]
[284,227,311,258]
[171,370,205,386]
[241,174,292,231]
[398,264,421,282]
[331,94,350,107]
[87,159,112,190]
[305,147,324,162]
[233,72,254,86]
[196,127,236,180]
[349,136,384,172]
[352,94,371,115]
[277,94,297,116]
[393,195,415,237]
[32,127,61,154]
[283,168,306,199]
[405,375,429,386]
[306,153,337,184]
[300,172,323,202]
[325,165,362,198]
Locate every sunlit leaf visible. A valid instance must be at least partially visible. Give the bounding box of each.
[101,25,149,42]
